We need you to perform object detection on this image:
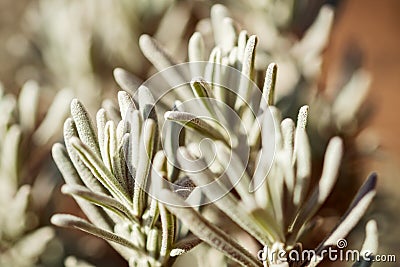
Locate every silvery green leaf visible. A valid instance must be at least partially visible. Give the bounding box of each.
[139,34,176,70]
[122,134,135,196]
[139,34,187,91]
[63,118,107,194]
[51,214,141,252]
[0,125,21,189]
[142,151,165,228]
[293,129,311,207]
[252,106,281,195]
[228,46,239,67]
[52,143,114,230]
[289,137,343,240]
[126,109,141,170]
[294,6,334,66]
[137,87,161,150]
[52,143,83,186]
[215,142,254,206]
[164,117,185,183]
[96,108,108,158]
[64,118,106,196]
[161,189,262,267]
[118,91,136,120]
[4,185,30,238]
[142,197,159,229]
[102,120,117,172]
[188,32,205,62]
[170,234,202,256]
[0,95,15,147]
[33,89,73,145]
[113,68,142,95]
[116,120,126,145]
[235,35,258,112]
[158,203,174,263]
[102,99,121,122]
[310,173,377,266]
[360,220,378,258]
[70,137,131,206]
[237,30,248,63]
[332,70,371,129]
[133,119,156,217]
[70,99,101,157]
[138,85,157,122]
[190,77,219,118]
[292,105,310,204]
[280,118,295,193]
[18,80,39,131]
[210,4,230,53]
[205,47,224,102]
[267,155,285,233]
[219,17,237,54]
[350,220,379,267]
[164,111,229,145]
[116,136,129,189]
[177,147,275,245]
[260,63,278,111]
[102,121,128,193]
[61,184,137,223]
[296,105,309,130]
[146,228,160,259]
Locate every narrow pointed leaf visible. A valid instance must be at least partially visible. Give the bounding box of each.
[161,189,262,267]
[70,99,101,157]
[170,234,202,256]
[177,147,275,245]
[61,184,137,223]
[51,214,142,253]
[289,137,343,239]
[70,137,131,206]
[309,174,377,266]
[165,111,229,144]
[52,143,113,230]
[133,119,156,217]
[113,68,142,95]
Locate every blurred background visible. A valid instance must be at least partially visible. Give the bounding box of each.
[0,0,399,266]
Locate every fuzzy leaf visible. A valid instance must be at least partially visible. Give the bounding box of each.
[165,111,229,144]
[61,184,137,223]
[289,137,343,239]
[51,214,141,253]
[160,189,262,267]
[308,174,377,266]
[70,137,131,206]
[52,143,114,230]
[177,147,275,245]
[170,234,202,256]
[113,68,142,94]
[70,99,101,157]
[133,119,156,217]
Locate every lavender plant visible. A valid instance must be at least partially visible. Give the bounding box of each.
[51,89,203,266]
[50,3,378,267]
[137,4,377,267]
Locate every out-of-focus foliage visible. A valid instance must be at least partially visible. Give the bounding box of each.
[0,81,72,266]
